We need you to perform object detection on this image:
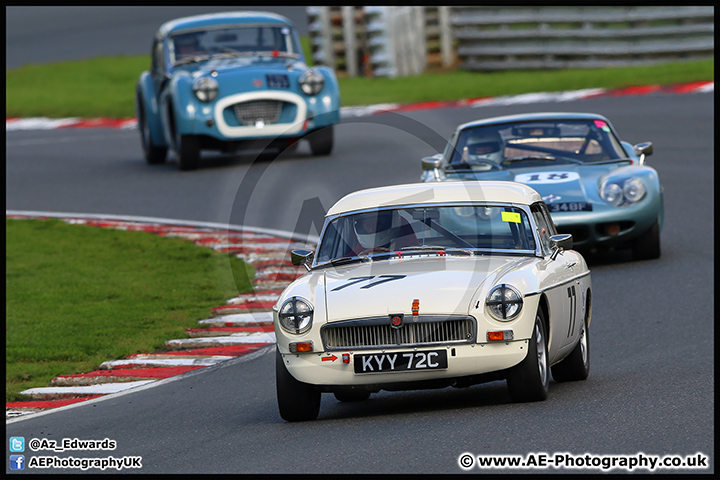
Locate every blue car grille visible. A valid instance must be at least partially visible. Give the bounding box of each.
[321,315,477,350]
[233,100,283,125]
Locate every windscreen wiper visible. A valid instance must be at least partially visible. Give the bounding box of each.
[326,256,370,267]
[400,245,473,256]
[587,157,634,165]
[503,155,556,163]
[172,55,211,66]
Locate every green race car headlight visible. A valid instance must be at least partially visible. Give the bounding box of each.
[600,177,647,207]
[278,297,314,334]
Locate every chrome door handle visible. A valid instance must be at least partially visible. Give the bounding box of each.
[565,262,577,269]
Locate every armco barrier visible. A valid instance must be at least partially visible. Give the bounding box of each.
[306,6,713,76]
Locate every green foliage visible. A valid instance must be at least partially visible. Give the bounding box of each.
[5,218,254,401]
[337,59,714,106]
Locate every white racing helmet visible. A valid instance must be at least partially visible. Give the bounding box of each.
[462,129,504,164]
[353,210,399,249]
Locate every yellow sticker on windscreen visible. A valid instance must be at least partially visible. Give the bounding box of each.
[501,211,521,223]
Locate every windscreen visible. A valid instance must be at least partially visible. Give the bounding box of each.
[316,205,536,264]
[170,25,298,63]
[449,119,627,168]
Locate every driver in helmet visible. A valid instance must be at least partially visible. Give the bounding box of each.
[351,210,417,254]
[459,129,505,167]
[174,33,205,60]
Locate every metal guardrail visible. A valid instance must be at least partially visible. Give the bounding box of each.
[452,6,714,71]
[307,6,714,76]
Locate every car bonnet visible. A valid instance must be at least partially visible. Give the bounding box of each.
[320,255,532,322]
[458,163,616,204]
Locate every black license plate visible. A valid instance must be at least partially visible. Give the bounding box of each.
[266,74,289,89]
[547,202,592,212]
[353,349,448,374]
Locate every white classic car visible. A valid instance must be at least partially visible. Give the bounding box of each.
[274,181,592,421]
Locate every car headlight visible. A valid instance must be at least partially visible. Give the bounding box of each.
[600,177,647,207]
[193,76,218,102]
[299,70,324,95]
[278,297,314,334]
[622,178,646,203]
[486,284,523,321]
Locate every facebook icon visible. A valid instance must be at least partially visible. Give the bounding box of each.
[10,455,25,470]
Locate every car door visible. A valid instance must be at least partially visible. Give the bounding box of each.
[531,202,582,363]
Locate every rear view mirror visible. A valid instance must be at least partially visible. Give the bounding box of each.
[291,249,314,271]
[549,234,572,260]
[633,142,653,164]
[421,154,442,171]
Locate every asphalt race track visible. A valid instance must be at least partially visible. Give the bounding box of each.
[5,7,714,474]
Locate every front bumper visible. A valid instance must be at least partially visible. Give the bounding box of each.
[551,196,662,248]
[278,341,529,387]
[183,90,337,141]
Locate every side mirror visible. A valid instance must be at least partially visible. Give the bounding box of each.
[421,154,443,171]
[291,249,315,271]
[633,142,653,164]
[549,234,573,260]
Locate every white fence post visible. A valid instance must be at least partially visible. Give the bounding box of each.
[341,6,358,77]
[438,6,454,68]
[307,6,335,69]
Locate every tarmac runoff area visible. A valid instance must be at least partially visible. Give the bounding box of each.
[5,212,316,420]
[6,80,714,419]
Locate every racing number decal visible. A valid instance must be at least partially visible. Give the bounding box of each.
[330,276,373,291]
[331,275,406,292]
[515,172,580,184]
[567,285,577,338]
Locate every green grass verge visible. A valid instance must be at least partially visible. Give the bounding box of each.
[5,47,713,118]
[5,218,254,402]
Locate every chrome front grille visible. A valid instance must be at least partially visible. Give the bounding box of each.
[233,100,283,125]
[322,316,476,350]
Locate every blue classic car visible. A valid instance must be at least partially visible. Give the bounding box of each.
[421,113,663,260]
[136,11,340,170]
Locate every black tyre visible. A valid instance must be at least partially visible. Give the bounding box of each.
[136,93,167,165]
[632,219,661,261]
[308,125,334,156]
[276,348,321,422]
[506,310,549,402]
[551,300,590,382]
[333,387,371,402]
[177,134,200,171]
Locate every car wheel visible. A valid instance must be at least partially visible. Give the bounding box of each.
[632,219,661,260]
[136,93,167,165]
[333,387,371,402]
[551,307,590,382]
[308,125,334,156]
[275,348,321,422]
[177,134,200,171]
[506,310,549,402]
